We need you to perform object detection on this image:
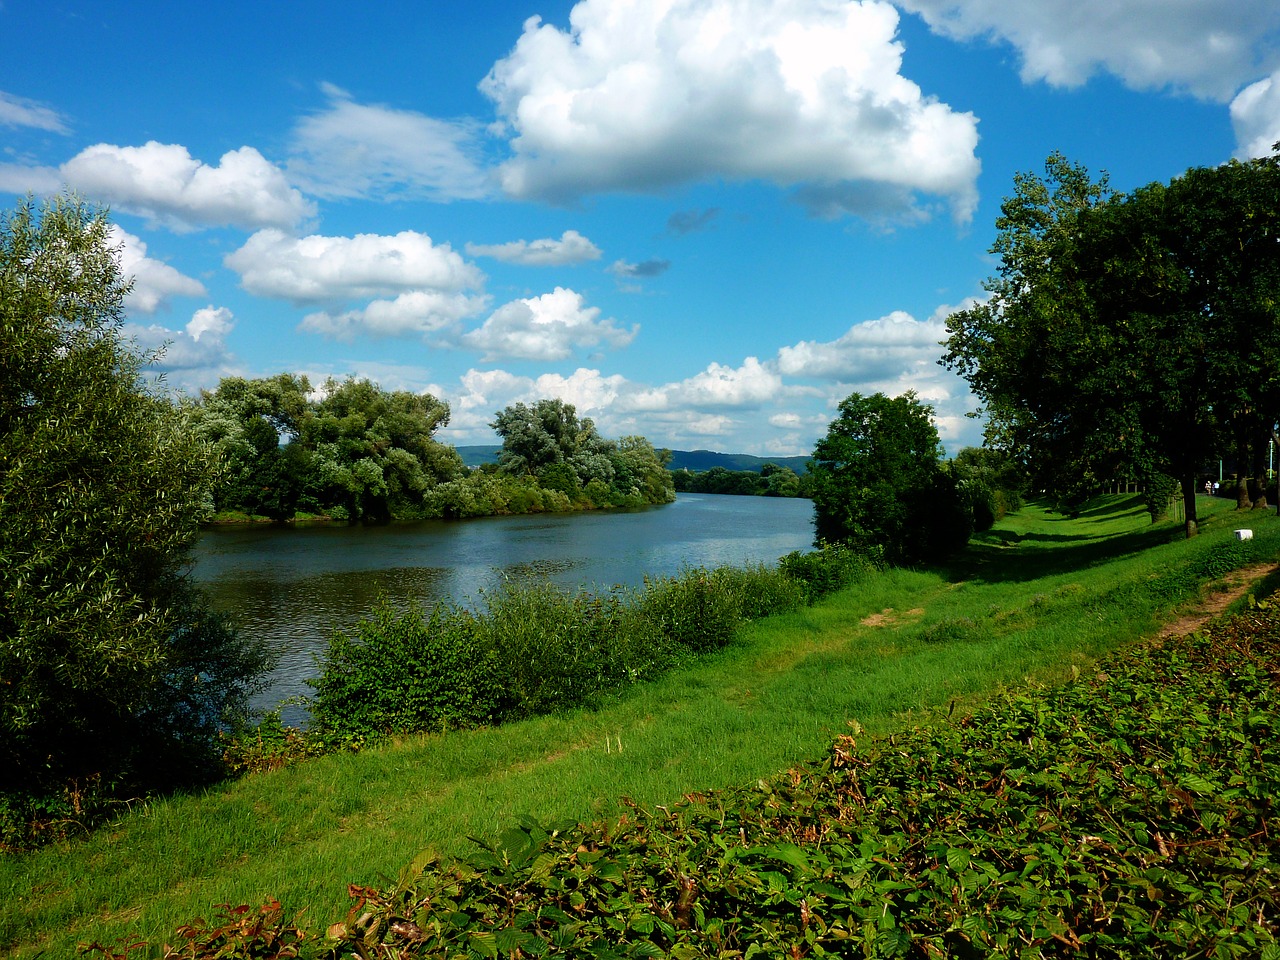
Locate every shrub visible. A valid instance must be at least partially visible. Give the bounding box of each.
[638,568,744,653]
[707,564,805,621]
[308,600,504,741]
[778,540,880,602]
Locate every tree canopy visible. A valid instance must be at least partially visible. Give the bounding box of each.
[808,391,970,565]
[942,151,1280,535]
[0,197,269,834]
[185,375,465,522]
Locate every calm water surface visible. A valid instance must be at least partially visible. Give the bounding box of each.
[192,493,814,720]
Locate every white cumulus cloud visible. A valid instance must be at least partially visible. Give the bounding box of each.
[60,142,315,232]
[445,366,629,436]
[0,162,64,195]
[466,229,602,265]
[109,225,206,314]
[897,0,1280,101]
[126,305,238,391]
[1232,70,1280,157]
[288,83,491,201]
[463,287,638,360]
[776,308,948,382]
[300,290,490,340]
[633,356,783,411]
[226,228,485,304]
[481,0,980,221]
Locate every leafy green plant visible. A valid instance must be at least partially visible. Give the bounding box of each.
[84,900,307,959]
[778,539,879,602]
[322,607,1280,958]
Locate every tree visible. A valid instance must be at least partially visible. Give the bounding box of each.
[491,398,616,488]
[301,377,463,522]
[942,151,1280,536]
[187,374,465,523]
[0,197,270,828]
[808,391,971,565]
[184,374,317,520]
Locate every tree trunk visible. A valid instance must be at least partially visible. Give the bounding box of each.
[1182,473,1199,538]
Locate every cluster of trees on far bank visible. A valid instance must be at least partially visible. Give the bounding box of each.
[183,380,674,523]
[671,462,807,497]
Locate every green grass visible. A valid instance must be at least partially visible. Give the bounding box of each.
[3,495,1277,958]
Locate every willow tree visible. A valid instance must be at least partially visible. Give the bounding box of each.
[0,196,269,834]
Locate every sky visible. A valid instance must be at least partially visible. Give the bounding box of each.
[3,1,1279,457]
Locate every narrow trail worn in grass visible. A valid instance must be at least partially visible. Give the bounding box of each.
[3,495,1278,958]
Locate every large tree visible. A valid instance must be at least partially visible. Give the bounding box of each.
[0,197,269,825]
[491,398,616,489]
[943,151,1280,536]
[808,391,970,565]
[187,375,465,522]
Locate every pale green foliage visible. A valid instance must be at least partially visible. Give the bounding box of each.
[0,196,270,823]
[488,399,675,510]
[184,374,465,521]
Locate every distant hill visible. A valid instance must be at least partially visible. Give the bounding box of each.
[457,444,808,475]
[666,449,809,474]
[456,444,502,468]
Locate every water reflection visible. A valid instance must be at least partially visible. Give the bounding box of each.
[192,494,813,722]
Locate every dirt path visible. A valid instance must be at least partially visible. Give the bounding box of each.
[1156,561,1277,639]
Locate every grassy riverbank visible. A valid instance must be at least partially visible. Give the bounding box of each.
[3,495,1278,957]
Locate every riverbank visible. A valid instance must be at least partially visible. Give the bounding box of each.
[4,495,1278,957]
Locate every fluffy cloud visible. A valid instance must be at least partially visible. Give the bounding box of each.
[0,90,69,133]
[776,308,949,383]
[898,0,1280,101]
[226,228,485,304]
[481,0,980,221]
[631,357,783,411]
[466,229,602,265]
[776,303,982,448]
[288,83,490,201]
[299,290,489,340]
[126,305,238,391]
[1232,71,1280,157]
[61,142,315,232]
[0,162,62,195]
[109,226,206,314]
[463,287,638,360]
[445,366,629,435]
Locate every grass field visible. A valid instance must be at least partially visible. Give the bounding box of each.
[3,494,1277,958]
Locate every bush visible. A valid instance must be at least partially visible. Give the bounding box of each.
[308,562,812,743]
[638,568,745,653]
[778,540,880,602]
[309,600,504,741]
[707,564,806,621]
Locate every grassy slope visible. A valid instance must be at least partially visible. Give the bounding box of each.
[4,495,1277,957]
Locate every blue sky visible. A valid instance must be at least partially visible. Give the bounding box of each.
[3,1,1279,456]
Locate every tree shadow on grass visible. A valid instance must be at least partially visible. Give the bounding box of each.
[938,496,1182,585]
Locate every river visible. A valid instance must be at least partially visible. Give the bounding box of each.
[192,493,815,722]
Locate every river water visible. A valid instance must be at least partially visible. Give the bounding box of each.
[192,493,815,721]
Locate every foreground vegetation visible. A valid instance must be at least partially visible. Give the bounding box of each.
[320,606,1280,958]
[302,545,867,746]
[4,494,1278,957]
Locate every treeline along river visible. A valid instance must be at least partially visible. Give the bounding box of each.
[192,493,815,723]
